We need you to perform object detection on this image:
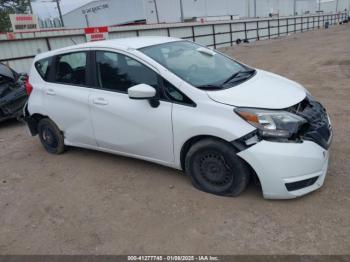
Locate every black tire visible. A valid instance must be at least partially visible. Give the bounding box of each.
[185,138,250,197]
[37,118,65,154]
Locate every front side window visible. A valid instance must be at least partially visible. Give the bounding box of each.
[55,52,87,85]
[96,51,159,93]
[140,41,255,90]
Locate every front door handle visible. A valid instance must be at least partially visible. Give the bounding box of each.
[93,98,109,106]
[46,89,56,96]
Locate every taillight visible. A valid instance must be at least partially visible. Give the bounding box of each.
[25,77,33,96]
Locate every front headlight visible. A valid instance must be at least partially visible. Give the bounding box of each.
[235,108,307,139]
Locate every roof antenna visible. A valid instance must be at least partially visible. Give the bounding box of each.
[70,38,77,45]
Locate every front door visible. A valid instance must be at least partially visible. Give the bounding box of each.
[89,50,174,164]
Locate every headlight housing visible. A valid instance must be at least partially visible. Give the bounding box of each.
[235,108,307,139]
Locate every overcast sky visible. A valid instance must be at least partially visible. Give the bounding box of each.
[32,0,92,19]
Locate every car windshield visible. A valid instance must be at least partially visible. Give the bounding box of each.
[140,41,255,90]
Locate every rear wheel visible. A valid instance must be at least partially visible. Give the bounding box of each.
[185,138,250,196]
[38,118,65,154]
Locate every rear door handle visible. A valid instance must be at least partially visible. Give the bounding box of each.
[46,89,56,96]
[93,98,109,106]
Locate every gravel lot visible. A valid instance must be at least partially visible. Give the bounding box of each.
[0,24,349,255]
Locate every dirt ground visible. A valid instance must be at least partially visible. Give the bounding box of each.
[0,24,349,255]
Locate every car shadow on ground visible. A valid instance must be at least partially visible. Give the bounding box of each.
[1,120,303,202]
[63,145,265,199]
[0,118,24,129]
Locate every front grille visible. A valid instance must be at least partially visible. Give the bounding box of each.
[288,97,332,149]
[285,176,319,191]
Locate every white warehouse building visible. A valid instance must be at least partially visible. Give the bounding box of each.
[62,0,350,28]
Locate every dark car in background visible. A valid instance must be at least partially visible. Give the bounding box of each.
[0,63,28,123]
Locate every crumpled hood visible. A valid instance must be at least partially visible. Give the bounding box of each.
[207,69,307,109]
[0,63,15,81]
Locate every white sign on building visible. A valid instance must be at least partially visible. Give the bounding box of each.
[9,14,39,32]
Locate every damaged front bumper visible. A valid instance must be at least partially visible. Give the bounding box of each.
[238,140,330,199]
[235,97,333,199]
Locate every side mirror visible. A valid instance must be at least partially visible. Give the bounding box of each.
[128,84,156,99]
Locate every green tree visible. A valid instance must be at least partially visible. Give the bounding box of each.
[0,0,31,32]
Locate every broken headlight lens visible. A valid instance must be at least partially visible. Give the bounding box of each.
[235,108,307,139]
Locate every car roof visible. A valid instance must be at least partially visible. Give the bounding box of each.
[35,36,182,60]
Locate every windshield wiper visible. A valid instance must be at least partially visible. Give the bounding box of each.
[196,84,223,90]
[196,69,256,90]
[223,69,256,85]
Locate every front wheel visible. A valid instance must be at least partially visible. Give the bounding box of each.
[38,118,65,154]
[185,138,250,196]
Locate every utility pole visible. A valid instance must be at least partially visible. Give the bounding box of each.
[254,0,257,17]
[41,0,64,27]
[55,0,64,27]
[318,0,321,13]
[180,0,184,22]
[335,0,339,12]
[153,0,160,23]
[85,15,89,27]
[247,0,250,17]
[293,0,296,15]
[28,0,33,14]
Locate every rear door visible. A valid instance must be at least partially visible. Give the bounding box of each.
[43,50,96,147]
[89,50,174,164]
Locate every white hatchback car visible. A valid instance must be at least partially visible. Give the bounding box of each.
[24,37,332,199]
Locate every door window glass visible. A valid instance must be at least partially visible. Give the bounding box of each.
[55,52,87,85]
[96,51,159,93]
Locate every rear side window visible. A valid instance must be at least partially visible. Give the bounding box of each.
[55,52,87,85]
[35,58,51,81]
